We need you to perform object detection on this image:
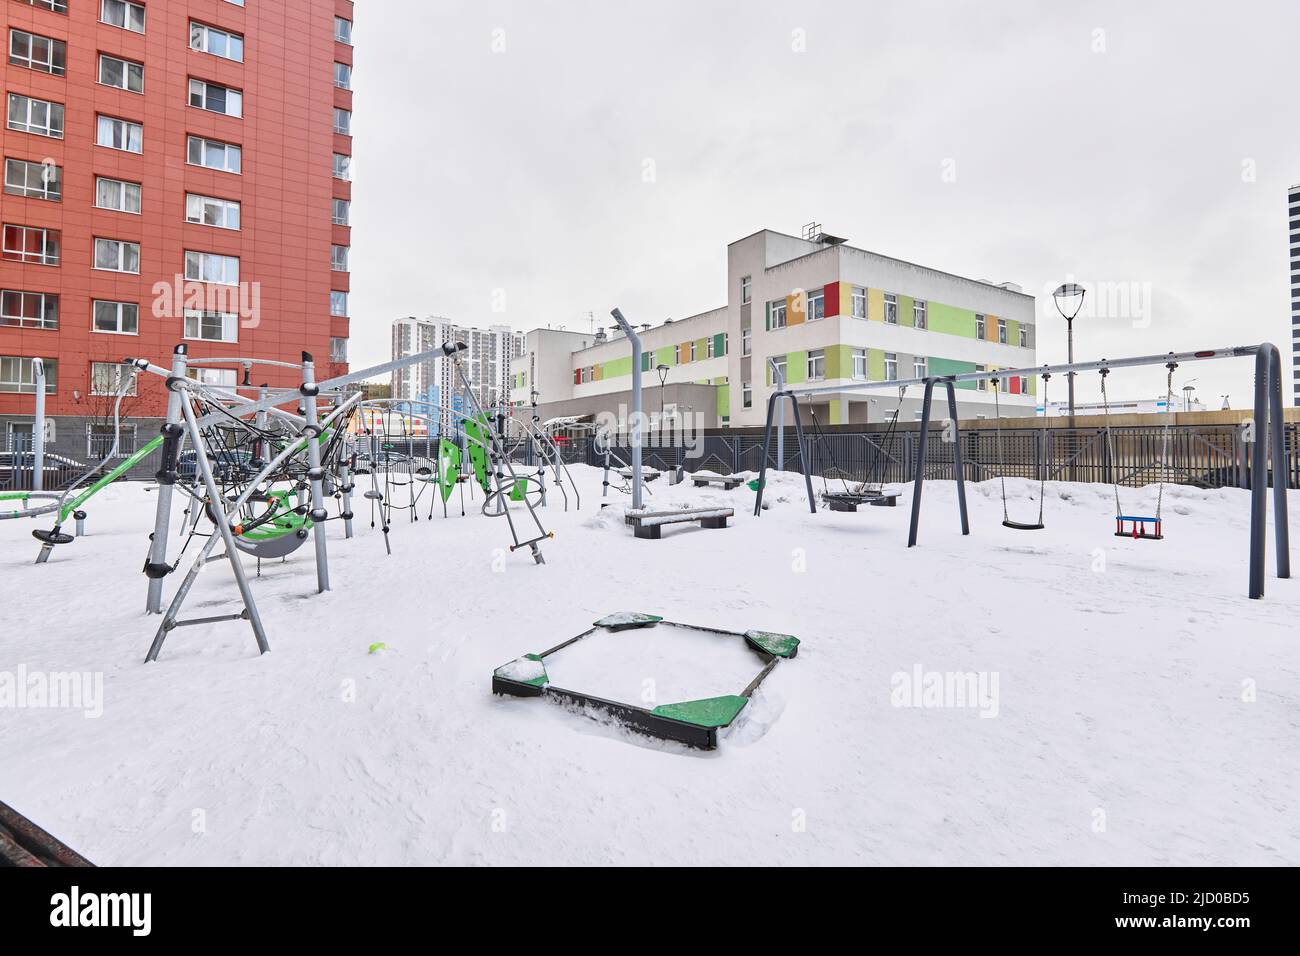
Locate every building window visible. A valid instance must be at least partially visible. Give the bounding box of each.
[87,423,136,458]
[807,289,825,321]
[19,1,69,12]
[851,286,867,319]
[722,332,728,355]
[742,381,752,408]
[7,93,64,138]
[770,299,787,329]
[330,291,348,316]
[1018,376,1029,393]
[740,275,751,304]
[96,115,143,153]
[976,364,987,391]
[2,224,59,266]
[186,193,241,230]
[914,299,927,330]
[1,291,58,330]
[852,347,868,380]
[189,79,243,117]
[101,0,146,33]
[770,355,787,384]
[884,292,898,324]
[93,300,138,335]
[1019,326,1028,348]
[330,337,348,363]
[183,309,237,342]
[186,367,237,392]
[334,63,352,90]
[95,177,142,214]
[673,344,681,363]
[190,22,244,62]
[741,326,752,355]
[184,251,240,285]
[884,352,898,381]
[0,356,57,393]
[91,361,137,396]
[335,17,353,44]
[689,341,697,362]
[333,153,351,180]
[975,314,986,338]
[333,108,352,135]
[914,356,927,379]
[332,199,350,225]
[9,29,66,75]
[187,136,241,174]
[4,158,61,201]
[997,318,1007,344]
[807,349,825,381]
[706,336,715,359]
[331,245,349,271]
[94,238,141,274]
[98,54,144,93]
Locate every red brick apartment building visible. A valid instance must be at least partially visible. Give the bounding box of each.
[0,0,353,464]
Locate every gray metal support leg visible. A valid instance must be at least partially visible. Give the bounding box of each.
[945,380,970,536]
[1267,344,1290,580]
[301,354,331,593]
[146,346,189,614]
[786,397,817,514]
[1249,348,1269,598]
[339,462,354,539]
[753,391,780,516]
[908,379,938,547]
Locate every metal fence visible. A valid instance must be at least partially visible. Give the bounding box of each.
[580,423,1300,491]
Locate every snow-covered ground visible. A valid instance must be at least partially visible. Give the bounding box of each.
[0,465,1295,865]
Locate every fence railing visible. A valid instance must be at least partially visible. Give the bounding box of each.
[579,423,1300,491]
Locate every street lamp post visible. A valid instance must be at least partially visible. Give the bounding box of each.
[1052,284,1086,417]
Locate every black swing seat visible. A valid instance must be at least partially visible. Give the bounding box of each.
[1002,519,1045,531]
[823,490,900,512]
[32,528,75,545]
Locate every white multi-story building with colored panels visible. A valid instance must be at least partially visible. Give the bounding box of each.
[510,228,1038,428]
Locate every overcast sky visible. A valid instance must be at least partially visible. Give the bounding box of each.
[350,0,1300,406]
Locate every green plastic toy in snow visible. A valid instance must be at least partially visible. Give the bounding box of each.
[461,415,491,491]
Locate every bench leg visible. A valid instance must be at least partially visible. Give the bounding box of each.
[634,524,662,539]
[699,516,730,530]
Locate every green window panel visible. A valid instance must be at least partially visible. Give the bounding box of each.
[642,352,653,373]
[824,344,852,380]
[786,350,808,385]
[655,345,676,367]
[603,356,633,379]
[927,302,977,338]
[713,332,726,357]
[898,294,915,328]
[928,356,979,389]
[868,349,886,381]
[717,383,730,418]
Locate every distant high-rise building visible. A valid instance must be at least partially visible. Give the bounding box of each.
[391,316,524,427]
[1290,185,1299,404]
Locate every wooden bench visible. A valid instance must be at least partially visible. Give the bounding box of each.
[691,474,742,490]
[617,467,660,483]
[625,507,734,539]
[823,491,900,512]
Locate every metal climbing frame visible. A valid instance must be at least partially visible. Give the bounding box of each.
[793,343,1290,600]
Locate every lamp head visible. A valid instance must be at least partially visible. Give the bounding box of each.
[1052,283,1086,321]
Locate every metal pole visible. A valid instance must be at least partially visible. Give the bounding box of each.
[31,358,45,492]
[771,358,786,471]
[945,381,970,536]
[146,345,189,614]
[300,353,330,592]
[787,397,816,514]
[1249,348,1269,598]
[1066,317,1075,417]
[753,391,779,516]
[610,309,643,511]
[1266,344,1290,580]
[908,378,937,547]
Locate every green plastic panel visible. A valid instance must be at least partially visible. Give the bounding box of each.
[594,612,663,630]
[744,629,800,658]
[652,695,749,728]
